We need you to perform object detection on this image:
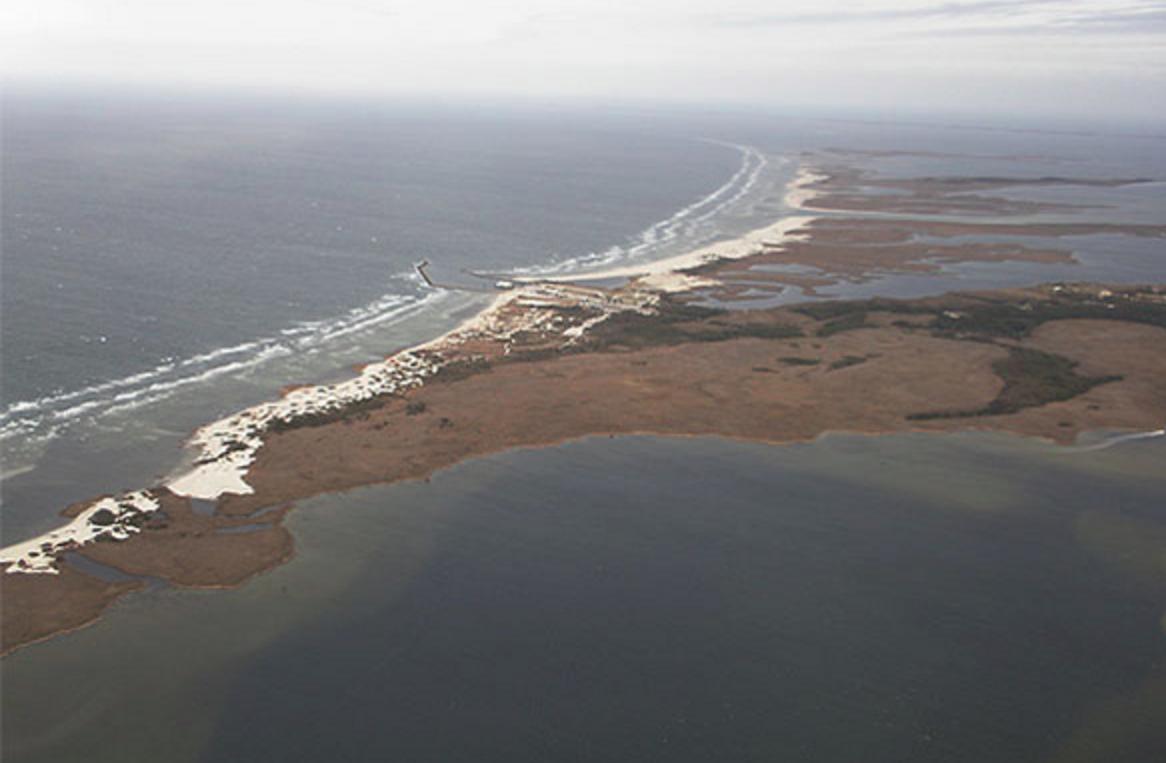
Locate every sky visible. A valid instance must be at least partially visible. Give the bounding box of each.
[2,0,1164,123]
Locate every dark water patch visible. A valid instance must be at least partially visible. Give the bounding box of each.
[62,552,140,584]
[190,434,1166,763]
[214,523,271,535]
[4,434,1165,762]
[189,499,217,517]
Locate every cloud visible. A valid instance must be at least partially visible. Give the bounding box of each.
[711,0,1068,27]
[707,0,1166,35]
[1,1,1163,122]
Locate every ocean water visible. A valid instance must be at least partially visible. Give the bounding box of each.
[3,433,1164,762]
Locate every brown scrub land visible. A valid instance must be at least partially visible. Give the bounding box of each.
[2,491,293,653]
[218,283,1166,516]
[799,167,1153,216]
[1,567,143,654]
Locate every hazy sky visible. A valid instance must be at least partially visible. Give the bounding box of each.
[3,1,1164,122]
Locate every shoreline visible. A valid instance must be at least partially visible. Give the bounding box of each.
[5,154,1166,656]
[0,161,824,639]
[152,166,826,504]
[213,289,1165,517]
[521,214,817,293]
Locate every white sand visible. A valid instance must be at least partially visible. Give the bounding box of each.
[783,167,828,211]
[1,491,160,574]
[161,280,662,502]
[510,165,823,294]
[164,348,443,501]
[518,214,815,293]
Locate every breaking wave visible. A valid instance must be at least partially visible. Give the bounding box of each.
[509,142,774,277]
[1,141,777,476]
[1064,428,1166,452]
[0,279,448,471]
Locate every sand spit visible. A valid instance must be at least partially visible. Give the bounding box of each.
[4,154,818,570]
[0,279,661,576]
[213,284,1166,528]
[7,279,1166,652]
[509,165,822,294]
[521,214,816,294]
[1,203,786,575]
[160,178,818,504]
[784,166,829,210]
[160,282,662,504]
[0,155,1131,576]
[0,491,160,574]
[165,348,442,501]
[0,272,673,577]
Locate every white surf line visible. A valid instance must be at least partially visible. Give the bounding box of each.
[0,273,429,439]
[520,205,815,293]
[629,147,772,257]
[623,143,766,256]
[1063,427,1166,453]
[510,142,765,278]
[0,292,509,571]
[509,158,820,293]
[0,464,37,482]
[688,143,771,215]
[625,144,771,259]
[0,491,161,574]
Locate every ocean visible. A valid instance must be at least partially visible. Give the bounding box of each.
[2,90,1165,761]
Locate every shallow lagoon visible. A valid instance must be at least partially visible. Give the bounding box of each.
[4,431,1165,762]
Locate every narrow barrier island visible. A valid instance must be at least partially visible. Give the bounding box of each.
[5,161,1165,656]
